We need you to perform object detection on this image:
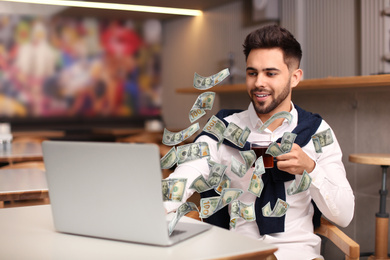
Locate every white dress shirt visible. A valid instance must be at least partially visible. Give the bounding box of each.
[164,103,355,260]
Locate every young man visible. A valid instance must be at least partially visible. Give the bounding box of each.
[164,25,354,260]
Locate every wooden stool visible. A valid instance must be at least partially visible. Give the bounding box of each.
[350,153,390,260]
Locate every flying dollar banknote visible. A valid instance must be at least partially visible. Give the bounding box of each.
[189,92,216,123]
[200,196,220,218]
[160,147,178,169]
[253,156,266,175]
[215,188,244,213]
[257,111,293,133]
[214,174,231,195]
[193,68,230,90]
[223,122,250,148]
[177,142,210,165]
[231,156,247,178]
[280,132,297,153]
[229,200,256,227]
[203,115,226,145]
[206,160,227,187]
[189,174,212,193]
[162,123,200,146]
[262,198,289,217]
[168,202,199,235]
[162,178,187,202]
[287,170,311,196]
[240,150,256,169]
[311,128,334,153]
[248,172,264,197]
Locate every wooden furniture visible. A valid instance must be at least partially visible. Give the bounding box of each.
[176,74,390,94]
[0,205,277,260]
[0,141,43,164]
[315,217,360,260]
[0,167,48,208]
[12,130,65,139]
[185,212,360,260]
[349,153,390,260]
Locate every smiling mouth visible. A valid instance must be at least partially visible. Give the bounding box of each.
[255,94,270,98]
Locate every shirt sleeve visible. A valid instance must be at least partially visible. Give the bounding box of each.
[163,135,219,213]
[306,122,355,227]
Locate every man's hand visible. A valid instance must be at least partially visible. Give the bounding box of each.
[275,143,315,175]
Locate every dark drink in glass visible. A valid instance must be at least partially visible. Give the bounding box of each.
[251,142,274,168]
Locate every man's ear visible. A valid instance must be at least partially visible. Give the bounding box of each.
[290,68,303,89]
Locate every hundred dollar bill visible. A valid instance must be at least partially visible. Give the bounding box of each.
[200,196,220,218]
[162,123,200,146]
[229,200,256,228]
[230,218,238,229]
[240,150,256,169]
[248,172,264,197]
[265,142,285,157]
[312,128,334,151]
[215,188,244,213]
[168,202,199,235]
[203,115,226,144]
[280,132,297,153]
[230,200,241,219]
[312,136,323,153]
[189,174,212,193]
[257,111,293,133]
[160,147,178,169]
[189,92,216,123]
[231,156,247,178]
[239,201,256,221]
[262,198,289,217]
[253,156,265,175]
[177,142,210,165]
[162,178,187,202]
[215,174,231,195]
[223,122,250,148]
[193,68,230,90]
[238,126,251,147]
[207,160,227,187]
[287,170,311,195]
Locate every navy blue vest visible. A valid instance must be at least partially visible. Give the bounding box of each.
[194,105,323,235]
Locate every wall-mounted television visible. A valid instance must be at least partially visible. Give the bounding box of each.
[0,14,162,131]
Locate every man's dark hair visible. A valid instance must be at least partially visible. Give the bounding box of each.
[243,24,302,70]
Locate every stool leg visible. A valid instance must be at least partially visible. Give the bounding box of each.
[373,166,390,259]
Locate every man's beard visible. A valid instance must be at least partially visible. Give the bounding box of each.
[250,79,291,115]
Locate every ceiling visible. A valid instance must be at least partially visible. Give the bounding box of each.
[56,0,239,21]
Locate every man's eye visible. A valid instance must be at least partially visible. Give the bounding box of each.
[267,72,277,76]
[247,71,257,76]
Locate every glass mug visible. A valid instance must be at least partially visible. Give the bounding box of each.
[250,141,274,168]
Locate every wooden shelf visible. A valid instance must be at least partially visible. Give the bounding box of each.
[176,74,390,94]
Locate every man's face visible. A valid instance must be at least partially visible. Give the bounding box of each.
[246,48,301,118]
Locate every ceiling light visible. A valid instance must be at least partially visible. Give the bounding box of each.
[0,0,203,16]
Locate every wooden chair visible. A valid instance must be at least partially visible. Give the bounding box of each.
[185,211,360,260]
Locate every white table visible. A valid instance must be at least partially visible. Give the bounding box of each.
[0,168,48,207]
[0,205,277,259]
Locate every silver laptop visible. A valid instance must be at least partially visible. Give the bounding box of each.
[42,140,210,246]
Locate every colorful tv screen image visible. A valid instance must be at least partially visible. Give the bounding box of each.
[0,15,162,119]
